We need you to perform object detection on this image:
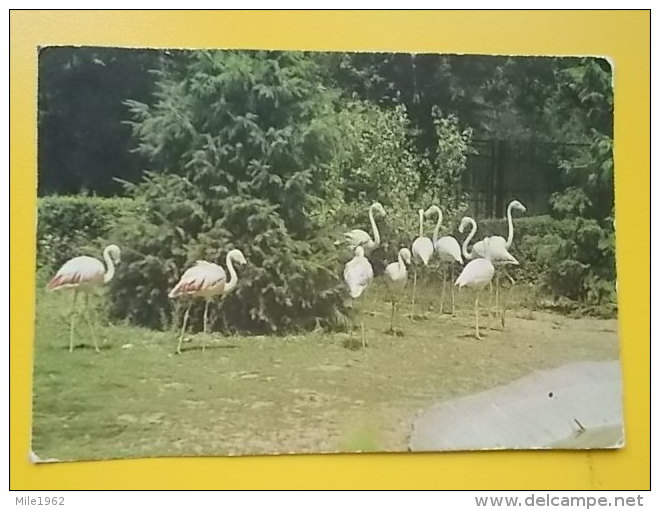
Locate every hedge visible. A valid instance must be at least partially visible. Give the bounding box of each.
[477,215,617,311]
[36,195,140,271]
[36,195,617,313]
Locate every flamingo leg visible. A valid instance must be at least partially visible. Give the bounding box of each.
[440,264,446,315]
[69,290,78,353]
[348,299,355,336]
[361,317,365,349]
[82,292,100,353]
[177,303,191,354]
[359,298,367,348]
[395,301,402,335]
[203,300,210,334]
[202,300,210,353]
[502,270,516,328]
[451,265,456,316]
[495,271,500,319]
[411,268,418,318]
[475,291,482,340]
[389,300,395,332]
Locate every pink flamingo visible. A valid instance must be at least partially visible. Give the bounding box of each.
[46,244,121,352]
[168,249,247,354]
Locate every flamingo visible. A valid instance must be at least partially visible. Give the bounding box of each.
[472,200,527,257]
[343,246,374,348]
[459,216,518,265]
[168,248,247,354]
[459,216,519,326]
[425,205,463,315]
[46,244,121,353]
[469,200,526,324]
[410,208,434,317]
[455,238,495,340]
[384,247,412,334]
[342,202,386,254]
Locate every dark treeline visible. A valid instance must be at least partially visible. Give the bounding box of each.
[38,47,612,221]
[38,47,163,195]
[37,48,616,332]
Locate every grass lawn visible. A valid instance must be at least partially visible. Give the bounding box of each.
[31,276,619,461]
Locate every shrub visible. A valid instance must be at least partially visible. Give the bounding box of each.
[108,176,347,334]
[476,215,616,308]
[316,103,471,272]
[111,51,350,334]
[36,195,139,272]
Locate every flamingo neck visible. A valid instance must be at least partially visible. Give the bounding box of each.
[102,246,116,284]
[225,253,239,294]
[368,205,380,248]
[418,210,424,237]
[506,201,515,249]
[462,218,477,260]
[432,206,443,244]
[398,251,407,272]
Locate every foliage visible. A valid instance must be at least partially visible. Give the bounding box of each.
[426,106,473,213]
[40,50,605,200]
[112,51,348,333]
[36,195,139,272]
[326,53,586,145]
[478,215,616,309]
[36,48,617,322]
[309,100,421,269]
[38,47,163,195]
[310,101,471,273]
[314,100,420,215]
[549,58,613,221]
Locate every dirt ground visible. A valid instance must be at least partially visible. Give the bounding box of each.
[31,281,619,461]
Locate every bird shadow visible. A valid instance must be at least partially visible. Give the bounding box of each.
[405,313,429,322]
[383,328,405,337]
[342,338,368,351]
[64,344,112,352]
[458,333,485,340]
[176,344,238,354]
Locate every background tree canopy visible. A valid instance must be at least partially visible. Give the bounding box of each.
[38,47,163,195]
[36,48,616,330]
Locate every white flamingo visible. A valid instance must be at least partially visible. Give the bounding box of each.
[459,216,518,265]
[469,200,526,323]
[455,238,495,340]
[384,247,412,334]
[343,202,386,253]
[425,205,463,315]
[410,208,434,316]
[169,249,247,354]
[472,200,526,258]
[459,216,519,326]
[46,244,121,353]
[343,246,374,348]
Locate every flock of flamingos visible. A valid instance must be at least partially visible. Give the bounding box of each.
[45,199,526,354]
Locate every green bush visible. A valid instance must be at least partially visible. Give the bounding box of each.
[316,103,471,272]
[111,51,349,334]
[107,176,347,334]
[36,195,139,272]
[477,215,616,308]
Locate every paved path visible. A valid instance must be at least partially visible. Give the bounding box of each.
[409,361,623,451]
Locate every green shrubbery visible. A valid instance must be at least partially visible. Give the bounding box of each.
[478,215,616,312]
[35,50,616,331]
[36,195,140,272]
[109,51,350,334]
[36,192,617,322]
[318,102,472,273]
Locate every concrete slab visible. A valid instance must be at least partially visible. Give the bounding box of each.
[409,361,624,451]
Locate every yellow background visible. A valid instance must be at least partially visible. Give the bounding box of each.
[10,10,650,489]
